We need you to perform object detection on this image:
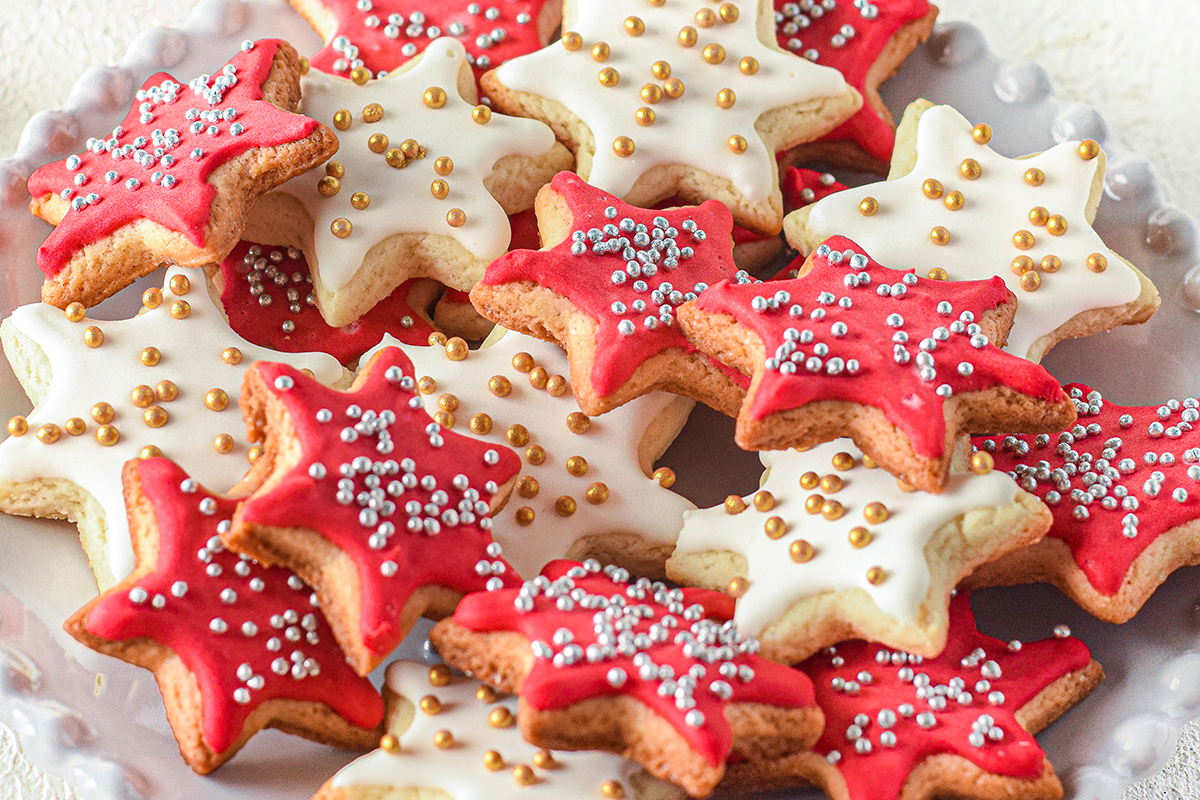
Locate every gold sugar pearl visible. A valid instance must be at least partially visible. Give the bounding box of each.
[1023,167,1045,186]
[727,576,750,598]
[423,87,447,108]
[695,8,716,26]
[385,148,407,169]
[921,178,943,199]
[804,494,825,514]
[959,158,982,180]
[546,375,568,396]
[832,452,855,471]
[1046,215,1068,236]
[566,455,588,477]
[368,132,389,154]
[724,495,747,514]
[848,526,872,548]
[624,15,644,35]
[477,685,498,703]
[1041,255,1062,273]
[971,123,992,144]
[602,780,625,799]
[739,56,759,75]
[84,326,104,348]
[532,749,555,769]
[401,139,425,159]
[930,226,951,246]
[652,60,671,80]
[512,352,534,372]
[433,729,454,749]
[819,474,843,493]
[155,380,178,402]
[562,31,583,51]
[36,423,61,444]
[248,444,264,463]
[6,416,29,437]
[350,67,370,85]
[799,471,820,490]
[142,288,163,309]
[678,26,698,47]
[529,366,549,389]
[1019,270,1042,292]
[428,332,449,347]
[489,376,512,397]
[641,83,663,104]
[170,300,190,320]
[1028,206,1049,226]
[446,208,467,228]
[513,765,536,786]
[653,467,675,488]
[95,425,119,446]
[484,750,505,770]
[515,507,535,525]
[140,346,161,366]
[380,734,400,754]
[131,385,155,408]
[213,433,235,453]
[789,539,815,563]
[351,190,370,210]
[944,191,964,211]
[362,102,384,123]
[716,88,735,109]
[663,78,684,98]
[866,566,887,586]
[927,267,949,281]
[517,476,540,498]
[702,43,726,65]
[566,412,591,434]
[613,136,635,158]
[326,161,346,179]
[318,176,341,196]
[169,274,190,295]
[143,406,169,428]
[555,496,577,516]
[64,302,86,322]
[91,402,115,424]
[863,501,889,524]
[718,3,738,22]
[527,445,546,465]
[434,156,454,176]
[586,482,609,504]
[971,451,995,474]
[897,478,916,493]
[598,67,620,87]
[140,445,163,459]
[728,134,747,154]
[420,374,441,395]
[428,664,451,686]
[752,490,775,512]
[858,197,878,216]
[592,41,610,61]
[506,424,530,447]
[862,454,878,469]
[1012,230,1035,250]
[1011,255,1034,275]
[332,217,353,238]
[438,394,459,412]
[434,410,455,428]
[445,337,469,361]
[1078,139,1100,160]
[420,694,442,714]
[763,516,787,539]
[472,105,492,125]
[489,707,514,728]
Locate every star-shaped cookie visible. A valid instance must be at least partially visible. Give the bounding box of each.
[471,172,753,416]
[26,40,338,309]
[785,101,1159,362]
[969,383,1200,623]
[364,328,696,578]
[677,236,1076,493]
[226,345,522,674]
[431,559,824,797]
[666,440,1049,664]
[482,0,861,234]
[313,660,686,800]
[259,36,571,327]
[793,594,1103,800]
[66,458,383,774]
[0,266,344,589]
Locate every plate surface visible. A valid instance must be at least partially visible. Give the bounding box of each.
[2,4,1199,799]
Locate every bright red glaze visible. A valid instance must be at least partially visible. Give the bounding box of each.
[28,41,320,279]
[218,240,436,364]
[450,559,817,768]
[782,167,848,213]
[236,346,522,658]
[479,172,746,399]
[84,458,383,754]
[975,384,1200,596]
[691,235,1067,458]
[506,208,542,251]
[774,0,933,164]
[300,0,552,87]
[798,593,1092,800]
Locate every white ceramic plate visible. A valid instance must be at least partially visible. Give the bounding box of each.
[2,4,1199,799]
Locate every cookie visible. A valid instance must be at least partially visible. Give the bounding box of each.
[0,266,344,590]
[480,0,862,235]
[967,384,1200,623]
[225,345,523,675]
[774,0,938,173]
[470,172,753,416]
[434,288,497,341]
[254,36,572,327]
[676,236,1077,493]
[290,0,563,85]
[313,659,687,800]
[666,440,1050,664]
[209,240,440,365]
[789,593,1103,800]
[26,39,339,309]
[430,559,825,797]
[65,457,383,774]
[785,100,1160,362]
[363,328,696,578]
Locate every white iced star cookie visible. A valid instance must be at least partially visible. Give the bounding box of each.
[665,440,1050,664]
[0,266,345,589]
[482,0,860,235]
[312,660,685,800]
[785,100,1159,362]
[363,328,695,578]
[252,36,572,327]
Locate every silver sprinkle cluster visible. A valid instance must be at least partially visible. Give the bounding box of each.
[776,0,880,61]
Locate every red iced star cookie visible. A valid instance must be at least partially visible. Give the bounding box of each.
[430,559,824,797]
[774,0,938,172]
[27,40,338,309]
[213,240,440,365]
[226,346,522,674]
[677,235,1075,492]
[470,172,752,416]
[792,593,1102,800]
[65,458,383,774]
[289,0,562,85]
[784,167,849,212]
[969,384,1200,623]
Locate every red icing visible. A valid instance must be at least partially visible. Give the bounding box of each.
[975,384,1200,597]
[798,593,1092,800]
[84,458,383,754]
[301,0,552,87]
[691,235,1067,459]
[450,560,817,768]
[506,208,542,251]
[236,346,522,659]
[27,41,321,279]
[774,0,933,164]
[219,240,436,364]
[782,167,848,213]
[479,172,749,399]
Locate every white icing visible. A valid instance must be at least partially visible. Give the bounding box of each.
[278,37,558,294]
[495,0,848,203]
[331,660,647,797]
[0,266,343,584]
[798,104,1145,361]
[673,440,1024,636]
[363,329,695,577]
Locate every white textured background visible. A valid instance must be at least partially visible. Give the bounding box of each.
[3,1,1200,798]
